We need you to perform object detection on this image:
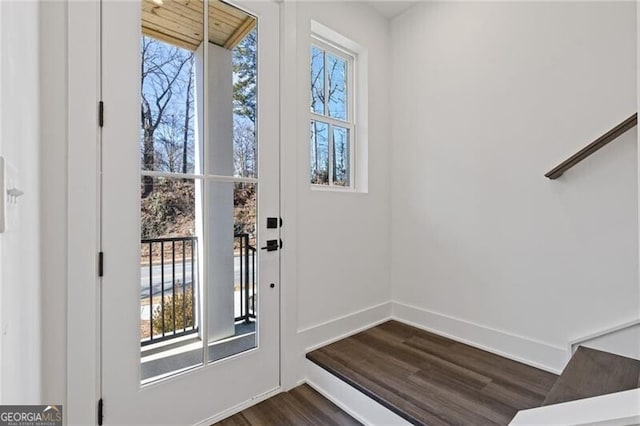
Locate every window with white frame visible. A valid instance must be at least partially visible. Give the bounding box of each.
[310,37,355,188]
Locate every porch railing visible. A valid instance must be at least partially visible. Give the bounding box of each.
[141,236,199,347]
[235,233,257,323]
[141,234,256,347]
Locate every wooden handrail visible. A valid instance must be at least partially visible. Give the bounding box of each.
[545,113,638,179]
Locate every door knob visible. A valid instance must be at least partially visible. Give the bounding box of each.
[261,239,279,251]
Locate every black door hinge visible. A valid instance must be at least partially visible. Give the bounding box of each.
[98,101,104,127]
[98,398,103,425]
[98,252,104,277]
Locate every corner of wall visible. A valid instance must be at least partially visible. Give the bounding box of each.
[388,0,638,376]
[298,302,393,354]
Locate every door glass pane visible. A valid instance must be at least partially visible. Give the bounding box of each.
[233,28,258,179]
[207,182,257,362]
[139,0,261,381]
[140,36,201,175]
[140,177,203,384]
[310,121,329,185]
[327,53,347,120]
[206,0,259,363]
[204,1,257,177]
[140,0,204,384]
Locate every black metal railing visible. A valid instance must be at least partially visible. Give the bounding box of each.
[235,233,257,323]
[140,234,256,346]
[141,236,199,347]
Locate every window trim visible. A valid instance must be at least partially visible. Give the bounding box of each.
[309,36,356,189]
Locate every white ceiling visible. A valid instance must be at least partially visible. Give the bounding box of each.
[367,2,416,19]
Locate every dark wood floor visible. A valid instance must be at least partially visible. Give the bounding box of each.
[543,346,640,406]
[307,320,558,426]
[213,384,361,426]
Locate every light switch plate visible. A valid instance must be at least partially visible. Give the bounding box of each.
[0,157,23,233]
[0,156,5,233]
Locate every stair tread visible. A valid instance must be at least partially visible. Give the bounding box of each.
[214,384,362,426]
[307,321,557,426]
[542,346,640,406]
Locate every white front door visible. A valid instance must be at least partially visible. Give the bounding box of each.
[100,0,280,424]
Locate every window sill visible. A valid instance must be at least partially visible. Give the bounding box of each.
[310,184,363,194]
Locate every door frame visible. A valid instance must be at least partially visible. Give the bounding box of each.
[67,1,101,424]
[66,0,298,424]
[278,0,299,393]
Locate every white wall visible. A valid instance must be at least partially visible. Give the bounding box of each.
[291,1,391,338]
[278,0,392,388]
[0,0,68,409]
[390,1,638,372]
[0,0,42,404]
[0,0,4,404]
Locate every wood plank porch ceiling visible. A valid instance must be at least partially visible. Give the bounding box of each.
[142,0,256,51]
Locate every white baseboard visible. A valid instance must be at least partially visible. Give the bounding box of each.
[391,301,568,374]
[298,301,392,352]
[196,300,578,425]
[305,360,411,426]
[192,386,281,426]
[570,321,640,361]
[510,388,640,426]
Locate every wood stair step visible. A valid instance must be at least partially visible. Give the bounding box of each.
[213,384,362,425]
[307,321,558,426]
[542,346,640,406]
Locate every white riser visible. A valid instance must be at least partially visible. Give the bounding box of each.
[305,360,411,426]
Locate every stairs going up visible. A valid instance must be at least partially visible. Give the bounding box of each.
[542,346,640,406]
[307,321,640,426]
